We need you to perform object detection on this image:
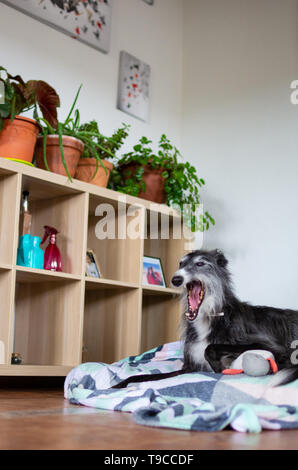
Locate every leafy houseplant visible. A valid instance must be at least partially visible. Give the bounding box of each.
[35,86,116,182]
[111,134,215,232]
[0,66,59,163]
[74,120,130,187]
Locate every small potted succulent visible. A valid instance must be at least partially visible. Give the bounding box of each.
[35,85,116,182]
[111,134,215,232]
[74,121,130,188]
[0,66,59,163]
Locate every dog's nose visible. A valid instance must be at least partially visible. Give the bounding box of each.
[171,275,184,287]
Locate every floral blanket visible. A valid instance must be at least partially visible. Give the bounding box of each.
[64,341,298,433]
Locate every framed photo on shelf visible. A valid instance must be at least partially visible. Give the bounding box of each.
[142,256,166,287]
[85,249,101,278]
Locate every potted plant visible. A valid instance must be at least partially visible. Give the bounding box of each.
[35,85,116,182]
[110,134,215,232]
[0,66,59,163]
[74,120,130,188]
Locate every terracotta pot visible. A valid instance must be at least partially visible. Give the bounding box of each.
[0,116,39,163]
[121,163,166,204]
[75,158,113,188]
[35,135,84,178]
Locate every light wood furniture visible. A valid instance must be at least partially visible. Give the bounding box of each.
[0,158,193,376]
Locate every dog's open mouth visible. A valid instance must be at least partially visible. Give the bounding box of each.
[186,281,205,321]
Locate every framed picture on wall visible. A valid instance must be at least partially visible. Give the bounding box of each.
[2,0,113,54]
[117,51,151,122]
[86,249,101,278]
[142,256,166,288]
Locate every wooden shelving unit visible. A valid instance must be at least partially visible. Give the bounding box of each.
[0,158,193,376]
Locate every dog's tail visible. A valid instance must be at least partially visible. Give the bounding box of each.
[269,366,298,387]
[112,369,188,389]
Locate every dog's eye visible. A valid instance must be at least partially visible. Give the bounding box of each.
[196,262,205,267]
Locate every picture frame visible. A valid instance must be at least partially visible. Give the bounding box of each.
[2,0,113,54]
[86,249,101,278]
[117,51,151,122]
[142,256,166,287]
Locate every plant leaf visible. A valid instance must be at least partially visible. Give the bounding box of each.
[0,103,11,118]
[24,80,60,129]
[31,81,60,129]
[7,73,25,86]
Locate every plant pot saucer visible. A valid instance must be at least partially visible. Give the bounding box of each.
[3,157,35,167]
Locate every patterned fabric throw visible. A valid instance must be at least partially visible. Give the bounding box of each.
[64,341,298,433]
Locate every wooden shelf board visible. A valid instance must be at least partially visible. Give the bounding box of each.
[0,166,15,177]
[0,364,73,377]
[0,262,12,271]
[85,276,139,290]
[0,158,182,218]
[142,285,180,296]
[22,174,81,201]
[15,266,81,283]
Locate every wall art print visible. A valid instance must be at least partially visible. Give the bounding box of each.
[1,0,113,54]
[117,51,151,122]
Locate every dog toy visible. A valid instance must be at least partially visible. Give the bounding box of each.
[222,350,278,377]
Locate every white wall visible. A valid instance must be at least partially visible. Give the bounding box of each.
[0,0,184,152]
[182,0,298,308]
[2,0,298,310]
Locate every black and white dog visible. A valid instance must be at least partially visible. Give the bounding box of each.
[114,249,298,388]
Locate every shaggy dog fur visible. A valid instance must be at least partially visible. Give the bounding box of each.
[113,250,298,388]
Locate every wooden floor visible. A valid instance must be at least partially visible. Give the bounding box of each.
[0,388,297,450]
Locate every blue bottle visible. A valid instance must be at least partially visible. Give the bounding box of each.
[17,235,44,269]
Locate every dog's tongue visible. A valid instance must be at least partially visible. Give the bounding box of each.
[189,283,202,310]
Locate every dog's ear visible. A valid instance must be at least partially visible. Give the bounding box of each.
[214,249,228,268]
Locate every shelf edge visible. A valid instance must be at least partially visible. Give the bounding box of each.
[0,364,74,376]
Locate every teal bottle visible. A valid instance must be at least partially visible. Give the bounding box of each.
[17,234,44,269]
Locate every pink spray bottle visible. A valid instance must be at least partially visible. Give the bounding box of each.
[41,226,63,272]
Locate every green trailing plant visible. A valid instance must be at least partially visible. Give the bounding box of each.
[77,120,130,182]
[111,134,215,232]
[0,66,60,131]
[36,85,118,182]
[79,120,130,160]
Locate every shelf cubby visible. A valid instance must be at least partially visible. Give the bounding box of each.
[13,277,83,367]
[19,175,88,275]
[83,287,142,364]
[87,194,144,284]
[0,269,14,364]
[141,291,182,352]
[144,209,189,287]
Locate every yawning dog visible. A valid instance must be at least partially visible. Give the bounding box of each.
[113,249,298,388]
